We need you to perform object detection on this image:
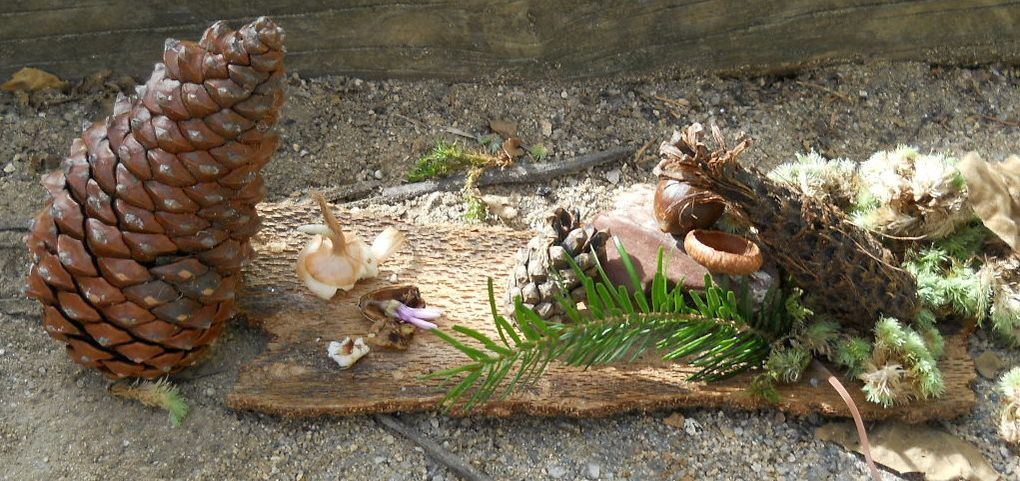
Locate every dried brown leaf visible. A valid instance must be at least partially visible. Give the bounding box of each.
[488,119,518,139]
[975,351,1006,380]
[958,153,1020,252]
[1,67,66,92]
[816,421,1001,481]
[502,137,525,159]
[663,412,686,429]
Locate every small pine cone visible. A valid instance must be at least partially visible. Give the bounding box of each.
[505,208,610,323]
[23,18,286,379]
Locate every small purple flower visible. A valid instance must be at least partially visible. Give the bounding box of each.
[381,300,442,330]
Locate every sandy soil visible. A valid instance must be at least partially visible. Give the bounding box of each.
[1,62,1019,481]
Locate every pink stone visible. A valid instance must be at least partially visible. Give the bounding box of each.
[592,204,709,293]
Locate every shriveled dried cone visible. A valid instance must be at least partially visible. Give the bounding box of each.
[655,124,919,330]
[23,18,286,378]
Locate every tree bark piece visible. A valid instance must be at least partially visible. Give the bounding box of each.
[225,198,977,422]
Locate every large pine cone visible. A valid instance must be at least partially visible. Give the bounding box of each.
[23,18,286,379]
[505,208,609,323]
[655,124,919,330]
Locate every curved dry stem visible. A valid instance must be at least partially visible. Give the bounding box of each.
[312,191,348,255]
[814,359,882,481]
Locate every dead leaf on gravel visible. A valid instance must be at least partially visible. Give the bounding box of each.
[502,137,525,159]
[663,412,686,429]
[481,195,518,222]
[958,152,1020,252]
[488,119,518,139]
[1,67,66,92]
[975,351,1006,380]
[816,421,1001,481]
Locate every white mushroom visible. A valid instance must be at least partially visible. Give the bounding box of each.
[296,193,406,299]
[327,337,370,369]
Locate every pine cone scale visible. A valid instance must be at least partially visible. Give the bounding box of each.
[24,17,286,378]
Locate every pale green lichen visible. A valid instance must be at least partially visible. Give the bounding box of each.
[834,336,872,377]
[998,367,1020,444]
[110,379,189,427]
[798,319,840,358]
[767,152,859,209]
[903,246,989,318]
[861,317,945,407]
[854,147,971,239]
[861,363,907,407]
[765,345,811,384]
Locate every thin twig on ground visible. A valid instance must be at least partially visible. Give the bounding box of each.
[374,414,496,481]
[393,113,426,127]
[979,114,1020,127]
[632,140,655,166]
[320,181,383,203]
[349,146,635,206]
[795,81,853,104]
[653,95,691,109]
[0,298,37,318]
[443,127,480,142]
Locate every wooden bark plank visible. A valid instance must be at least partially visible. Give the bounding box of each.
[1,1,1018,80]
[226,199,977,421]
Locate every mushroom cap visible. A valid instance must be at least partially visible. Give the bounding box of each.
[296,234,361,298]
[683,229,763,276]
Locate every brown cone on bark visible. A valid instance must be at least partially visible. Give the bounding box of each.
[505,208,610,323]
[655,123,919,331]
[23,18,286,379]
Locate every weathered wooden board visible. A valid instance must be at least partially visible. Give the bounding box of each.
[1,1,1018,81]
[226,199,976,422]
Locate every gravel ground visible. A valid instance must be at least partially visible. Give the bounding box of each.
[2,61,1020,481]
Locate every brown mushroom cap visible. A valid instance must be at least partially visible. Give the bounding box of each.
[683,229,763,276]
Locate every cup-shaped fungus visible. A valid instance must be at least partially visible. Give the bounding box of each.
[683,229,763,276]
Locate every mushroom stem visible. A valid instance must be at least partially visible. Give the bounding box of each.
[312,192,348,255]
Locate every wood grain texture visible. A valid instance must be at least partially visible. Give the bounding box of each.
[226,199,977,421]
[1,1,1018,80]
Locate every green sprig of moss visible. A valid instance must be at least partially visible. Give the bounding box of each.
[407,141,493,182]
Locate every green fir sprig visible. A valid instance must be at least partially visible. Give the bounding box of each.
[425,240,796,412]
